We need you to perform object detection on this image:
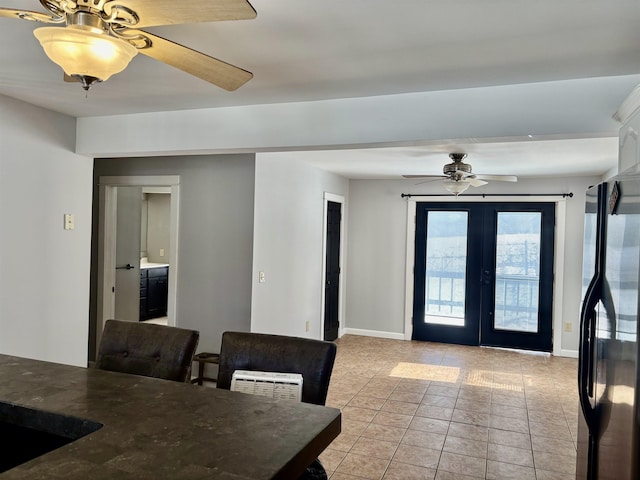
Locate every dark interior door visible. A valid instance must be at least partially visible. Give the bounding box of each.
[412,202,555,351]
[324,201,341,341]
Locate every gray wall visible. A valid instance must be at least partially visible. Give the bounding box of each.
[345,179,409,337]
[91,154,255,357]
[146,193,171,263]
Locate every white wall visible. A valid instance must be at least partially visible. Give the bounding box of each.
[345,175,601,354]
[76,76,640,158]
[0,95,93,367]
[251,155,349,338]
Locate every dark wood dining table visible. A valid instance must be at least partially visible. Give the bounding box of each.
[0,354,341,479]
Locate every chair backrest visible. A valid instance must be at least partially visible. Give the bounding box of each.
[96,319,200,383]
[217,331,337,405]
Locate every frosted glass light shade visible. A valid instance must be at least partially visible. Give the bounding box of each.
[34,26,137,81]
[443,179,470,196]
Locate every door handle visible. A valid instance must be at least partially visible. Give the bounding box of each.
[116,263,135,270]
[578,273,600,432]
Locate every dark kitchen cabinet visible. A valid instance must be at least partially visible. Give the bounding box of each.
[139,266,168,321]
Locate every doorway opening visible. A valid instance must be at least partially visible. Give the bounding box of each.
[411,201,555,351]
[96,176,180,351]
[140,187,171,325]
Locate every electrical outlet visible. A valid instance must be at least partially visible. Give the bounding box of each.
[259,271,266,283]
[564,322,572,332]
[63,213,75,230]
[305,321,310,332]
[159,248,165,257]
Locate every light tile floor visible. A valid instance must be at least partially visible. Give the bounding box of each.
[320,335,578,480]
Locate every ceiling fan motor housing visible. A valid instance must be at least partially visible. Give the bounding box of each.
[443,153,472,178]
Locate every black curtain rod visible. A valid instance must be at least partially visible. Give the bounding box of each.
[401,192,574,199]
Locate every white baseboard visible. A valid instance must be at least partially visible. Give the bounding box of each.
[342,328,406,341]
[555,349,579,358]
[341,329,579,358]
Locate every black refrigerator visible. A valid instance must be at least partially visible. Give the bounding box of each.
[577,173,640,479]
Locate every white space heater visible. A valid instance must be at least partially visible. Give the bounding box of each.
[230,370,303,402]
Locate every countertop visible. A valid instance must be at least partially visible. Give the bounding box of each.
[140,262,169,269]
[0,355,341,479]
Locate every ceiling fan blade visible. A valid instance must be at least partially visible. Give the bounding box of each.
[415,178,445,186]
[110,0,256,28]
[454,170,475,178]
[127,29,252,91]
[0,7,63,23]
[468,178,488,187]
[474,174,518,182]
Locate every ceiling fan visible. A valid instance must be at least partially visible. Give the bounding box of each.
[403,153,518,195]
[0,0,256,90]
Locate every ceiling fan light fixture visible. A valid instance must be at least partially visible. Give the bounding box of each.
[443,178,470,196]
[33,24,137,88]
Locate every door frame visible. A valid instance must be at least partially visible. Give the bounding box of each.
[320,192,345,340]
[404,195,567,355]
[97,176,180,349]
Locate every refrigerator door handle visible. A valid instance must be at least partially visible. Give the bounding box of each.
[578,274,600,432]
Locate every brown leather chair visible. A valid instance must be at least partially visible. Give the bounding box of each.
[217,331,337,479]
[96,319,200,383]
[217,331,337,405]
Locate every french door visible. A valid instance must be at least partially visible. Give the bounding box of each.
[412,202,555,351]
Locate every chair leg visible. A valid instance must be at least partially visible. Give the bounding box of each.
[298,458,327,480]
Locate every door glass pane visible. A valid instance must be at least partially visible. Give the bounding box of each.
[494,212,541,332]
[424,211,468,327]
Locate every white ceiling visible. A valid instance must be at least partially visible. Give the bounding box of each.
[1,0,640,178]
[274,137,620,180]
